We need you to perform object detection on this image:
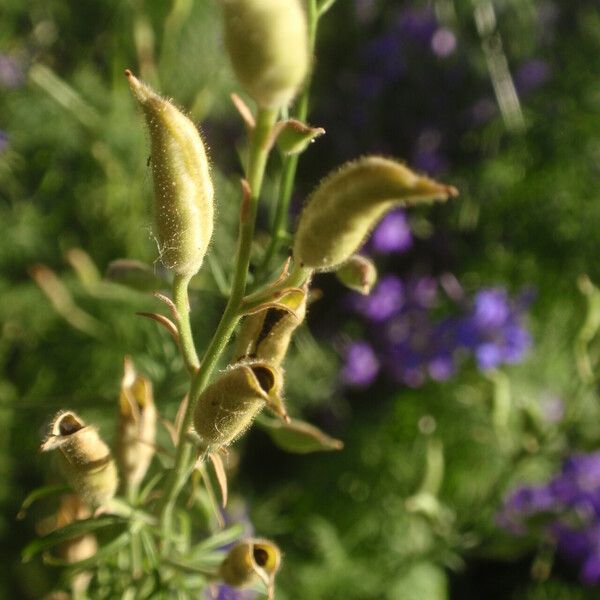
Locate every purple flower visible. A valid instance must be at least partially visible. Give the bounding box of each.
[205,585,256,600]
[0,55,24,89]
[369,210,412,254]
[349,275,404,322]
[431,28,457,58]
[515,59,551,95]
[397,8,438,45]
[499,452,600,586]
[0,131,8,154]
[341,341,380,388]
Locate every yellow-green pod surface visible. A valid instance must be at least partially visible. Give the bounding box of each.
[234,291,307,366]
[193,361,285,449]
[127,71,214,277]
[223,0,310,108]
[293,156,458,271]
[336,254,378,295]
[219,538,281,588]
[41,411,118,508]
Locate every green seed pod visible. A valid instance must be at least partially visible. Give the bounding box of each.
[222,0,310,108]
[193,361,286,449]
[293,156,458,271]
[41,411,118,508]
[219,538,281,590]
[234,289,307,366]
[126,70,214,277]
[336,254,378,295]
[117,357,157,492]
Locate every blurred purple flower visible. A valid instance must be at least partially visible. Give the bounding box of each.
[499,452,600,585]
[205,585,256,600]
[349,275,404,322]
[342,341,380,388]
[0,131,8,154]
[370,209,413,254]
[0,55,25,89]
[515,59,551,95]
[431,28,457,58]
[397,8,438,45]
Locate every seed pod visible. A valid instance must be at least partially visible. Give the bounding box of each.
[222,0,310,108]
[219,538,281,592]
[41,411,118,508]
[117,357,157,492]
[336,254,378,295]
[37,494,97,564]
[126,70,214,277]
[293,156,458,271]
[234,290,307,366]
[193,361,286,449]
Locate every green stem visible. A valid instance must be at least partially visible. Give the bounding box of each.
[259,0,319,276]
[159,107,278,550]
[173,274,200,373]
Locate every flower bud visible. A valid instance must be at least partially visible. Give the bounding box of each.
[219,538,281,591]
[41,411,118,508]
[222,0,310,108]
[293,157,458,271]
[126,70,214,277]
[193,361,286,449]
[117,357,157,492]
[335,254,378,295]
[234,289,307,366]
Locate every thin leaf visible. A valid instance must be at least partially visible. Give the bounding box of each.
[22,515,124,562]
[258,416,344,454]
[17,484,70,520]
[208,452,228,508]
[43,531,131,569]
[190,523,244,555]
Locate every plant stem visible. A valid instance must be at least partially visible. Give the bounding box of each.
[258,0,319,276]
[159,107,278,549]
[173,274,200,373]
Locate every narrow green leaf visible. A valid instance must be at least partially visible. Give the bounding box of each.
[190,523,244,556]
[22,515,125,562]
[258,416,344,453]
[43,530,130,569]
[17,484,70,520]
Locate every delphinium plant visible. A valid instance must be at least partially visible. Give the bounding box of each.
[19,1,457,598]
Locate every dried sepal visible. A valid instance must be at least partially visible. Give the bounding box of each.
[117,357,157,492]
[272,119,325,155]
[41,411,118,508]
[293,156,458,271]
[126,70,214,278]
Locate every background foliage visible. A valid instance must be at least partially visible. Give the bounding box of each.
[2,0,600,598]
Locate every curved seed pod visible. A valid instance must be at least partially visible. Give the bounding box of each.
[336,254,378,295]
[193,361,286,449]
[219,538,281,594]
[234,289,307,366]
[117,357,157,492]
[293,157,458,271]
[222,0,310,108]
[126,70,214,277]
[41,411,118,508]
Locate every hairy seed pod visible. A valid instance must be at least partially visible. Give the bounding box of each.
[234,290,307,366]
[222,0,310,108]
[219,538,281,589]
[293,156,458,271]
[117,357,157,492]
[336,254,378,295]
[126,70,214,277]
[41,411,118,508]
[193,361,286,449]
